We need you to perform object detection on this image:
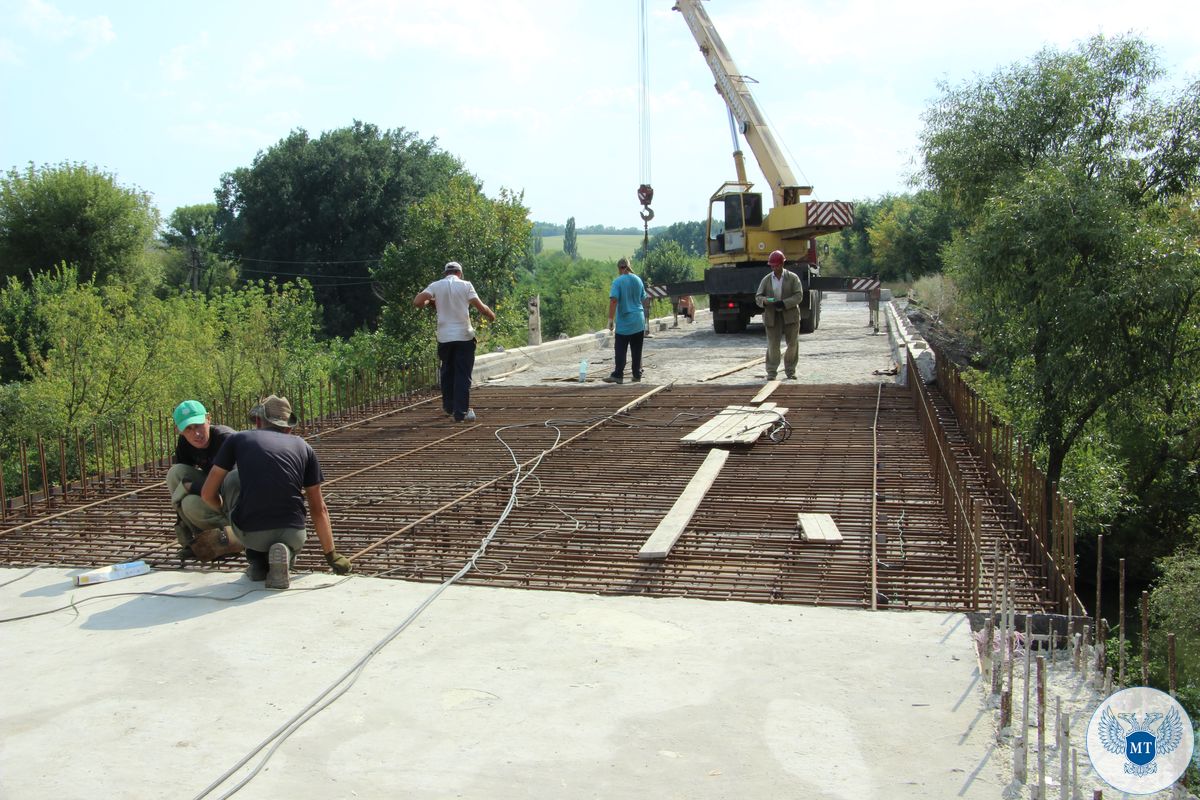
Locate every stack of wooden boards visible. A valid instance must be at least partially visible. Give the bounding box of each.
[637,381,842,560]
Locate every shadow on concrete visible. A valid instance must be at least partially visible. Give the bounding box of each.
[77,579,272,630]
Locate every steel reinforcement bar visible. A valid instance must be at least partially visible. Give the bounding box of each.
[0,381,1062,612]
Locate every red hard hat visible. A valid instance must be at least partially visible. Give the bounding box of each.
[767,250,785,266]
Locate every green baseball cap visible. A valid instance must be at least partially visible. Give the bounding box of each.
[173,400,208,432]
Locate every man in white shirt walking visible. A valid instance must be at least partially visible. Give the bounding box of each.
[413,261,496,422]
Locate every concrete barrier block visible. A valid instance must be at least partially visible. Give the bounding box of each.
[885,300,935,386]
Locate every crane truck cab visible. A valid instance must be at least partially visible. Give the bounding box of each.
[702,182,826,334]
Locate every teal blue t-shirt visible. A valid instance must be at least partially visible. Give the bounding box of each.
[610,272,646,335]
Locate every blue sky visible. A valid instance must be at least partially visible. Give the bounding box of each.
[2,0,1198,229]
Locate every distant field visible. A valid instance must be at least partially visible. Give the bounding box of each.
[541,234,645,261]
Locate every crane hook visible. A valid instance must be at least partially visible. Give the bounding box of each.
[638,183,655,222]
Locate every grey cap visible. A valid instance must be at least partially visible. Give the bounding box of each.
[248,394,298,427]
[444,261,463,274]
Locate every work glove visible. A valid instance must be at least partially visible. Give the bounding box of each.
[773,300,786,310]
[325,551,352,575]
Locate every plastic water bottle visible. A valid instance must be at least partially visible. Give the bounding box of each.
[578,359,588,382]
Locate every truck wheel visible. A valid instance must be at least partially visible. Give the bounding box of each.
[713,317,730,334]
[799,292,818,334]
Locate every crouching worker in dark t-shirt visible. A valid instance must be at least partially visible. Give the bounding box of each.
[194,394,352,589]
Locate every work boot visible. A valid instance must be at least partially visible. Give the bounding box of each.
[632,373,642,383]
[244,549,269,582]
[266,542,291,590]
[602,374,623,384]
[786,373,796,380]
[191,526,244,561]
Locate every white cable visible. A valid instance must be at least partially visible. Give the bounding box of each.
[193,419,564,800]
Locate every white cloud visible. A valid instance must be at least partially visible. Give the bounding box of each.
[0,37,20,65]
[160,33,209,82]
[19,0,114,59]
[239,40,305,94]
[310,0,572,77]
[165,119,284,153]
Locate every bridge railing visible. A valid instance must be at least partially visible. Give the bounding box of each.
[906,355,984,609]
[906,352,1085,615]
[932,357,1084,616]
[0,360,438,525]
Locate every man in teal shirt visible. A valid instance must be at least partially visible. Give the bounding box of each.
[604,257,647,384]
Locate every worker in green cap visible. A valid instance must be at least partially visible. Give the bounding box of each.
[167,400,236,560]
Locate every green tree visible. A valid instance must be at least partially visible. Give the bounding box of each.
[160,203,239,295]
[1149,542,1200,721]
[374,175,531,359]
[516,251,613,338]
[203,280,322,409]
[920,35,1200,553]
[563,217,578,260]
[833,197,884,276]
[0,162,161,290]
[650,220,706,257]
[831,193,954,280]
[640,239,698,286]
[217,121,464,336]
[865,192,955,281]
[0,267,209,435]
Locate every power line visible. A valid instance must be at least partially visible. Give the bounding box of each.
[233,254,381,266]
[237,266,375,281]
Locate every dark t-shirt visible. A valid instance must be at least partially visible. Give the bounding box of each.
[213,429,323,532]
[174,424,236,492]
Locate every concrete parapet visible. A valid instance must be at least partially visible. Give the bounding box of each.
[473,329,607,382]
[472,309,711,382]
[885,301,935,386]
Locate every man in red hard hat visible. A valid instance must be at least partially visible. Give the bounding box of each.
[755,249,804,380]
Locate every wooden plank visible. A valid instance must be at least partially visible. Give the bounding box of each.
[726,406,787,444]
[797,512,843,543]
[751,380,781,404]
[638,449,731,559]
[681,405,762,443]
[686,407,777,443]
[681,404,787,445]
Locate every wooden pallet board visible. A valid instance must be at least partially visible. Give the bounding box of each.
[797,512,843,543]
[680,403,788,445]
[638,448,730,560]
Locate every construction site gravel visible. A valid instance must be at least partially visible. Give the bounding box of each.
[0,295,1189,800]
[480,294,896,387]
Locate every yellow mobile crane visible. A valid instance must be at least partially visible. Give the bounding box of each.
[661,0,862,334]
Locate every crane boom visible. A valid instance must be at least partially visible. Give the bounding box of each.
[673,0,811,208]
[655,0,857,336]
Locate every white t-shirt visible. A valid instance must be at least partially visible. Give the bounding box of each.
[424,274,479,343]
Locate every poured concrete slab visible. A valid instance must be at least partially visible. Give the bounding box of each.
[0,566,1003,799]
